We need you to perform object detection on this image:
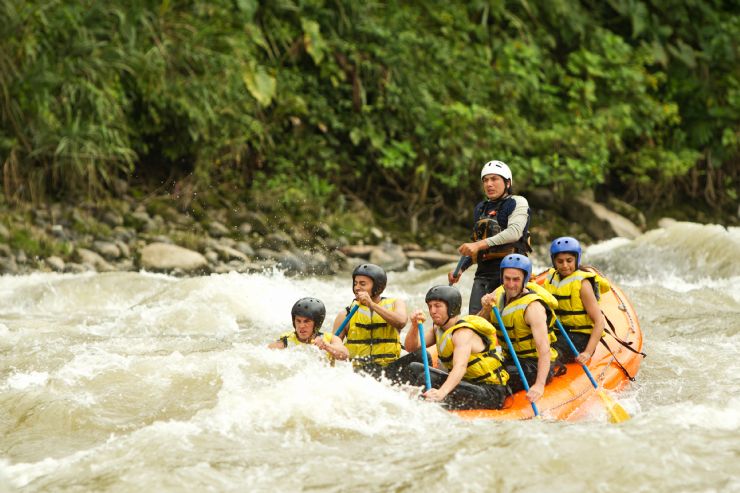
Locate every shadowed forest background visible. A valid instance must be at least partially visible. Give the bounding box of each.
[1,0,738,236]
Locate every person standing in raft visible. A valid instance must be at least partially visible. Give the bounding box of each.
[269,297,349,361]
[480,254,560,403]
[332,263,408,379]
[404,285,509,410]
[449,160,532,315]
[544,237,610,364]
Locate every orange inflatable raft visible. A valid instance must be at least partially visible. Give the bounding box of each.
[443,269,644,421]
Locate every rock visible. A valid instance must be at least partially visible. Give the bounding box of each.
[606,197,647,229]
[313,222,333,239]
[256,248,280,261]
[369,242,408,271]
[64,262,89,273]
[50,224,65,238]
[570,197,643,240]
[0,224,10,240]
[93,241,121,260]
[16,250,27,264]
[243,211,270,235]
[0,257,18,275]
[339,245,375,259]
[408,258,432,270]
[140,242,208,273]
[219,237,236,248]
[115,240,131,258]
[263,231,293,251]
[212,244,248,262]
[276,250,307,274]
[658,217,677,229]
[75,248,114,272]
[128,211,154,231]
[208,221,230,238]
[205,250,219,264]
[235,241,255,257]
[101,210,124,228]
[46,256,66,272]
[370,227,384,241]
[0,244,11,257]
[238,222,253,236]
[405,250,459,267]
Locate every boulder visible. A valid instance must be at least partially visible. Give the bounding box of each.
[263,231,293,251]
[75,248,114,272]
[212,244,248,262]
[369,242,408,271]
[46,256,66,272]
[405,250,459,267]
[339,245,375,259]
[570,197,643,240]
[140,242,208,273]
[93,241,121,260]
[208,221,230,238]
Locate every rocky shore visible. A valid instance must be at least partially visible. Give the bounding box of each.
[0,188,650,277]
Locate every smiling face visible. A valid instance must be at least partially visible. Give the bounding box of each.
[353,275,374,297]
[427,300,449,326]
[502,268,526,299]
[482,174,508,200]
[293,315,316,342]
[554,252,578,277]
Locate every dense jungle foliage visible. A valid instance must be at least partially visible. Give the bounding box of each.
[1,0,738,231]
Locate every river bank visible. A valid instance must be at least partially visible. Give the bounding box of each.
[0,184,735,277]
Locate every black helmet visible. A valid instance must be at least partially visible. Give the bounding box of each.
[291,297,326,329]
[352,263,387,297]
[425,285,462,317]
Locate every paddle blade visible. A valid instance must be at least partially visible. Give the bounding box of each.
[598,389,631,423]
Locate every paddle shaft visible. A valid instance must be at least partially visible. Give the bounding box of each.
[554,318,599,388]
[418,323,432,391]
[335,304,359,337]
[492,306,539,417]
[449,256,468,286]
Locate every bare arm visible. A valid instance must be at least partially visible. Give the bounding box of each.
[267,340,286,349]
[578,281,605,364]
[524,302,551,403]
[404,310,435,351]
[314,334,349,360]
[424,329,474,401]
[356,292,408,331]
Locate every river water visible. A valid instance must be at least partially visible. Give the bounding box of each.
[0,221,738,492]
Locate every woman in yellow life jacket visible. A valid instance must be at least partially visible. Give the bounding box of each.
[404,285,509,410]
[269,297,349,361]
[545,237,609,365]
[480,254,557,403]
[331,264,408,380]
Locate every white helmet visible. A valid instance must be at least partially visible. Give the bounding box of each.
[480,160,512,185]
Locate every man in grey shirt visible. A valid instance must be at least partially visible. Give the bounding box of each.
[448,160,532,314]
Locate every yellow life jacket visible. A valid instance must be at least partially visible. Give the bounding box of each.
[436,315,509,386]
[345,298,401,367]
[492,286,558,361]
[543,268,611,334]
[278,330,332,347]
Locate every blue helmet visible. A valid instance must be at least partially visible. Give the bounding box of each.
[500,254,532,285]
[550,236,582,267]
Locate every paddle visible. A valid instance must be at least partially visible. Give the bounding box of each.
[448,256,468,286]
[334,303,359,337]
[492,305,539,417]
[554,318,630,423]
[418,322,432,391]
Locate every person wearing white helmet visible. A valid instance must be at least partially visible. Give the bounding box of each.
[448,160,532,314]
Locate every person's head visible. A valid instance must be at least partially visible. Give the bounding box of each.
[291,297,326,342]
[352,263,387,298]
[500,254,532,299]
[424,285,462,326]
[480,160,512,200]
[550,237,581,277]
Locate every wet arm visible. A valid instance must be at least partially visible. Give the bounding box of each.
[579,281,605,361]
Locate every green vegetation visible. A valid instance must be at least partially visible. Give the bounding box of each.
[1,1,737,231]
